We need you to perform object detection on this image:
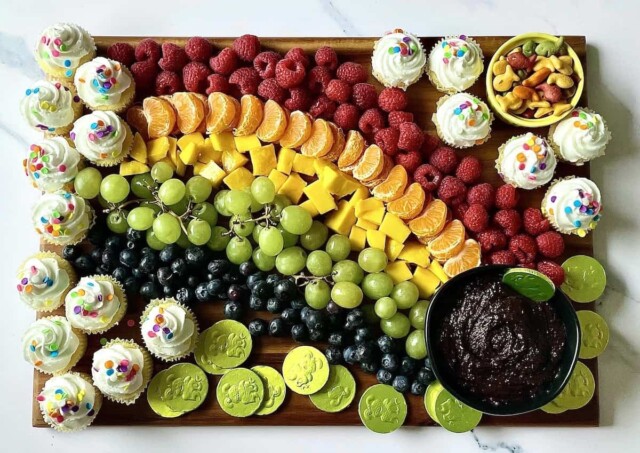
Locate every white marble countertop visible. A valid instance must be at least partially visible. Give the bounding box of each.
[1,0,639,451]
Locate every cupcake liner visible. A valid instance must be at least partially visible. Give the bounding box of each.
[427,36,484,94]
[83,66,136,115]
[548,107,611,166]
[41,202,95,247]
[37,32,97,81]
[80,275,128,334]
[93,120,133,167]
[97,339,154,405]
[371,30,426,90]
[432,93,493,149]
[17,251,77,312]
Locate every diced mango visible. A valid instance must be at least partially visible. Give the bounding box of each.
[278,173,307,203]
[147,137,170,164]
[349,226,367,252]
[179,142,200,165]
[222,149,249,173]
[314,158,337,177]
[167,137,177,161]
[193,161,206,176]
[356,218,378,231]
[209,132,236,151]
[223,167,254,190]
[250,144,277,176]
[366,229,386,250]
[386,239,405,261]
[303,181,337,214]
[198,138,222,164]
[130,133,147,163]
[321,166,347,195]
[119,160,150,176]
[360,207,385,225]
[276,148,296,174]
[349,186,370,205]
[300,200,320,218]
[292,153,316,176]
[379,213,411,243]
[411,266,441,298]
[334,174,360,198]
[199,161,226,187]
[177,132,205,151]
[429,261,450,284]
[268,169,288,192]
[174,155,186,177]
[355,198,385,217]
[234,134,262,153]
[385,261,413,284]
[325,200,357,235]
[398,242,431,268]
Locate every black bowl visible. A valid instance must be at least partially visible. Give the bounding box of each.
[425,265,581,416]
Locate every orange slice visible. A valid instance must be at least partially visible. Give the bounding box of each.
[300,118,334,157]
[143,97,176,139]
[427,219,466,262]
[279,111,312,148]
[234,94,264,137]
[170,92,206,135]
[387,182,426,220]
[443,239,481,277]
[256,99,289,142]
[352,144,385,182]
[206,92,240,134]
[408,199,448,238]
[338,130,365,173]
[323,122,345,161]
[372,165,409,202]
[126,105,150,141]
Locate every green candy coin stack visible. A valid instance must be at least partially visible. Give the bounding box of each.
[424,381,482,433]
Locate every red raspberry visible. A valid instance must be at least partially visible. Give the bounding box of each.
[336,62,368,85]
[253,51,281,79]
[307,66,333,94]
[185,37,213,63]
[352,83,378,110]
[452,202,469,221]
[413,164,442,193]
[429,146,459,174]
[519,262,537,270]
[509,234,537,264]
[536,231,565,259]
[378,87,408,112]
[374,127,400,156]
[284,48,310,69]
[333,103,360,130]
[182,62,211,94]
[107,43,135,67]
[209,48,239,76]
[455,156,482,184]
[309,95,337,120]
[314,46,338,71]
[358,108,386,134]
[466,183,495,210]
[394,151,422,174]
[257,78,287,103]
[232,34,261,62]
[437,176,467,206]
[275,58,306,89]
[490,250,517,265]
[463,204,489,233]
[325,79,352,103]
[537,261,566,286]
[397,122,424,151]
[494,209,522,237]
[495,184,520,210]
[159,43,188,72]
[523,208,551,236]
[205,74,230,95]
[420,133,440,158]
[284,87,313,112]
[155,71,183,96]
[229,67,260,95]
[388,111,414,128]
[476,229,508,253]
[135,38,161,62]
[131,60,158,92]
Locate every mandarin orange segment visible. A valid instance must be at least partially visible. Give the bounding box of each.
[126,105,150,141]
[338,130,365,172]
[279,111,312,149]
[427,219,466,262]
[372,165,409,202]
[143,97,177,139]
[170,92,206,135]
[408,199,448,238]
[256,99,289,143]
[300,118,334,157]
[352,144,385,182]
[386,182,426,220]
[323,122,346,161]
[234,94,264,137]
[443,239,481,277]
[206,92,240,134]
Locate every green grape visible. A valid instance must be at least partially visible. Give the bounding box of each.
[259,226,284,257]
[168,196,190,216]
[250,176,276,204]
[270,194,291,219]
[275,246,307,275]
[146,229,167,251]
[187,218,212,246]
[331,260,364,284]
[152,213,182,244]
[158,179,186,205]
[252,224,264,243]
[277,223,298,248]
[358,247,388,273]
[176,231,191,248]
[305,280,331,310]
[225,190,252,215]
[186,176,212,203]
[252,248,276,272]
[248,189,262,213]
[325,234,351,262]
[226,236,253,265]
[362,272,394,299]
[391,281,419,310]
[130,173,156,199]
[97,194,109,209]
[106,210,129,234]
[409,300,430,330]
[214,190,232,217]
[74,167,102,199]
[300,221,328,251]
[127,206,156,231]
[280,205,312,235]
[405,329,427,359]
[207,226,230,251]
[151,161,174,183]
[231,212,255,237]
[306,250,333,277]
[192,202,218,225]
[100,174,130,203]
[331,281,363,309]
[374,296,397,320]
[380,313,411,339]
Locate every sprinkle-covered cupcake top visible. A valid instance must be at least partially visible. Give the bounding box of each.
[498,133,557,190]
[24,137,81,192]
[35,23,95,78]
[37,373,98,431]
[372,29,426,90]
[71,111,128,163]
[551,108,611,165]
[17,254,70,311]
[141,301,196,360]
[31,190,92,246]
[74,57,132,107]
[20,80,80,132]
[91,342,145,400]
[428,35,484,92]
[434,93,492,148]
[65,277,122,332]
[545,177,602,237]
[22,317,80,374]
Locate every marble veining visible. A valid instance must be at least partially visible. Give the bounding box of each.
[472,431,522,453]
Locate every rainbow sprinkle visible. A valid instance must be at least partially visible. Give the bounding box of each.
[441,36,470,64]
[146,306,174,340]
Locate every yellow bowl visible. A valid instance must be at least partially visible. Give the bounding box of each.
[485,33,584,128]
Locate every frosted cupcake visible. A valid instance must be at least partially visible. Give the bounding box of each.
[496,133,557,190]
[74,57,135,113]
[24,137,82,192]
[20,80,83,135]
[371,29,426,90]
[427,35,484,93]
[34,23,96,80]
[542,176,602,237]
[32,190,93,245]
[140,298,198,362]
[549,108,611,165]
[91,339,153,405]
[22,316,87,375]
[432,93,493,148]
[71,111,133,166]
[36,372,101,432]
[65,276,127,334]
[16,251,76,312]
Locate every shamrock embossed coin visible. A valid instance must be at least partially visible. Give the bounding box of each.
[216,367,264,417]
[561,255,606,303]
[147,369,183,418]
[540,400,567,414]
[577,310,609,359]
[206,320,252,369]
[358,384,407,434]
[502,268,555,302]
[430,382,482,433]
[147,363,209,417]
[310,365,356,413]
[282,346,330,395]
[252,365,286,416]
[194,328,229,375]
[553,361,595,410]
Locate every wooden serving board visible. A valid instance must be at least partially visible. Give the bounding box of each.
[33,36,598,427]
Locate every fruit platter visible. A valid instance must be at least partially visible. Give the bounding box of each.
[17,25,611,432]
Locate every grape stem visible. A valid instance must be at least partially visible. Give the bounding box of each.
[291,274,333,286]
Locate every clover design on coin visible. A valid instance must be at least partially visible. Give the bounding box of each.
[364,395,401,424]
[211,332,248,359]
[164,374,206,402]
[327,385,351,407]
[222,379,262,408]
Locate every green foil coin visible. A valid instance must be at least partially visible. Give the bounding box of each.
[147,363,209,417]
[502,268,555,302]
[282,346,330,395]
[216,368,265,417]
[425,381,482,433]
[424,381,443,423]
[577,310,610,359]
[252,365,286,416]
[194,329,228,375]
[309,365,356,413]
[147,369,183,418]
[540,400,567,414]
[206,320,252,369]
[561,255,607,303]
[554,361,595,410]
[358,384,407,434]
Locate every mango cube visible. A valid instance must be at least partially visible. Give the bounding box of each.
[349,186,370,205]
[234,134,262,153]
[429,261,450,283]
[147,137,170,164]
[193,161,206,175]
[325,200,357,235]
[276,148,296,174]
[177,132,205,151]
[411,266,441,298]
[356,218,378,231]
[321,166,357,197]
[349,226,367,252]
[386,239,405,261]
[222,149,249,173]
[268,169,288,192]
[379,213,411,243]
[278,173,307,203]
[198,138,222,164]
[398,242,431,268]
[250,144,277,176]
[179,142,200,165]
[174,154,186,177]
[292,153,316,176]
[303,181,337,214]
[385,261,413,284]
[199,161,226,187]
[130,133,147,163]
[119,160,150,176]
[355,198,384,217]
[300,200,320,218]
[360,207,385,225]
[223,167,254,190]
[209,132,236,151]
[366,229,386,250]
[314,158,337,177]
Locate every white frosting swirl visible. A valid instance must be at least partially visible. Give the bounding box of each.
[434,93,492,148]
[22,317,80,374]
[37,373,98,431]
[372,30,426,90]
[17,255,70,311]
[35,23,95,78]
[141,301,196,360]
[92,342,146,401]
[32,190,92,245]
[65,277,122,332]
[551,108,611,165]
[24,137,81,192]
[498,133,557,190]
[74,57,132,107]
[20,80,79,132]
[428,36,484,92]
[71,111,128,162]
[544,177,602,236]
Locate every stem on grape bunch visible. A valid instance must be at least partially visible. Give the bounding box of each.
[292,273,333,286]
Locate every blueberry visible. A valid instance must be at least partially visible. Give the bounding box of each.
[195,283,209,302]
[246,273,264,290]
[126,228,144,242]
[327,313,345,331]
[251,281,272,300]
[223,270,242,284]
[377,369,394,385]
[355,342,375,363]
[175,287,195,304]
[328,332,345,347]
[309,329,325,342]
[90,247,103,264]
[300,306,312,323]
[249,295,265,311]
[360,360,378,374]
[265,274,280,285]
[423,357,432,371]
[377,335,395,354]
[111,266,129,283]
[354,326,373,344]
[119,249,138,268]
[187,275,199,288]
[346,309,364,328]
[274,279,297,302]
[132,268,145,279]
[305,310,326,332]
[281,308,300,324]
[74,255,95,275]
[381,353,399,372]
[157,267,173,286]
[291,324,308,342]
[62,245,80,261]
[224,301,243,320]
[289,298,306,310]
[101,249,118,268]
[207,259,229,277]
[126,240,138,250]
[392,375,410,393]
[171,258,187,277]
[343,346,358,365]
[227,284,245,301]
[94,265,109,275]
[416,368,435,386]
[139,254,158,274]
[266,297,286,314]
[399,357,418,377]
[217,290,229,301]
[239,261,256,276]
[140,247,154,256]
[105,235,125,250]
[185,247,206,267]
[206,279,223,297]
[140,281,159,299]
[325,301,342,315]
[248,319,268,337]
[410,380,427,396]
[123,277,140,294]
[268,318,287,337]
[325,346,342,365]
[163,284,175,296]
[160,244,180,263]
